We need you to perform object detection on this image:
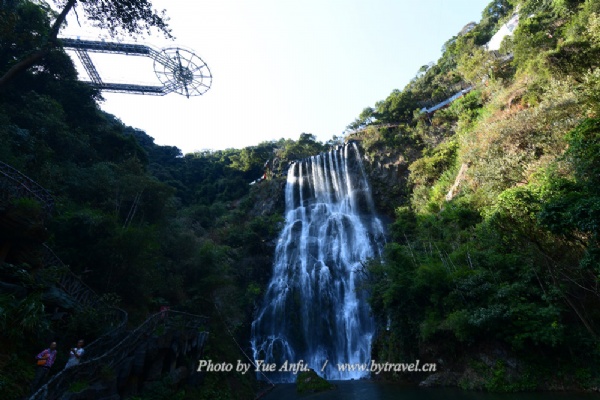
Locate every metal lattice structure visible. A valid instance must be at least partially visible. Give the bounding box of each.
[0,161,210,400]
[60,38,212,98]
[30,311,209,400]
[0,161,54,215]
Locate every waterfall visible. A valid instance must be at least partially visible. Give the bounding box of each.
[251,142,385,382]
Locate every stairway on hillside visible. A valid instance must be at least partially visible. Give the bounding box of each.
[0,161,209,399]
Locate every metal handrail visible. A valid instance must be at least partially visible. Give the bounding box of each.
[29,311,209,400]
[0,161,54,214]
[42,245,103,309]
[40,245,129,364]
[0,162,209,399]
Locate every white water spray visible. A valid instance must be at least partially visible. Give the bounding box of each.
[251,143,385,382]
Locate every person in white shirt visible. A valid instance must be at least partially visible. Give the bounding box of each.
[64,339,85,368]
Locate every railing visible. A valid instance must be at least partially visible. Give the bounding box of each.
[420,86,474,114]
[346,123,402,136]
[41,245,104,309]
[80,306,129,361]
[40,244,129,360]
[0,161,54,215]
[0,161,123,319]
[30,310,209,400]
[417,82,472,110]
[0,162,209,400]
[40,246,129,364]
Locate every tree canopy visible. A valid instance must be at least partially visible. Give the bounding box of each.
[0,0,172,88]
[4,0,600,396]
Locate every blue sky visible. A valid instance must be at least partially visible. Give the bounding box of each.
[63,0,492,153]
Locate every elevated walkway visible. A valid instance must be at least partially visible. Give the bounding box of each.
[59,37,212,97]
[30,310,208,400]
[420,86,473,114]
[0,161,208,399]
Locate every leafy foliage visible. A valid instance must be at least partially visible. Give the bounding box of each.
[72,0,172,39]
[4,0,600,396]
[0,4,334,398]
[353,0,600,391]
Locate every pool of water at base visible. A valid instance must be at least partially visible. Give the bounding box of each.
[261,380,600,400]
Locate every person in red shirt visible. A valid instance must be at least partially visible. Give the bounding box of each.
[30,341,57,394]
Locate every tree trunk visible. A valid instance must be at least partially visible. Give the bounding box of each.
[0,51,47,89]
[0,0,76,90]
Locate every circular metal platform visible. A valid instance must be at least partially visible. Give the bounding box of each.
[154,47,212,97]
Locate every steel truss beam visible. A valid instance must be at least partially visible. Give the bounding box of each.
[60,38,212,97]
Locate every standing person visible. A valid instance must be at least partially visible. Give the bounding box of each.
[64,339,85,369]
[30,341,57,394]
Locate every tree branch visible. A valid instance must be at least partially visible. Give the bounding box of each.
[0,51,47,89]
[48,0,77,44]
[0,0,77,90]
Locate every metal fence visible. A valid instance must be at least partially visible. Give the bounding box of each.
[29,311,208,400]
[1,162,209,400]
[0,161,54,215]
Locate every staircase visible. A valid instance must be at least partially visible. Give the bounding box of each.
[29,310,208,400]
[42,245,113,310]
[30,248,208,400]
[0,161,209,399]
[0,161,54,215]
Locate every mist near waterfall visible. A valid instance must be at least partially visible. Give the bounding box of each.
[251,143,386,382]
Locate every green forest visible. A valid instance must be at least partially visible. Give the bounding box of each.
[2,0,600,398]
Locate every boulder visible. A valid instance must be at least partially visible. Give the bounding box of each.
[296,369,335,394]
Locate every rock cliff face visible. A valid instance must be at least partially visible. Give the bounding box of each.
[248,178,286,218]
[247,141,410,221]
[357,143,415,219]
[120,329,208,394]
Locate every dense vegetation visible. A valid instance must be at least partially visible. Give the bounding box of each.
[0,2,331,398]
[352,0,600,391]
[3,0,600,397]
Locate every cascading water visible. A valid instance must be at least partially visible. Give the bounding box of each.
[251,142,385,382]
